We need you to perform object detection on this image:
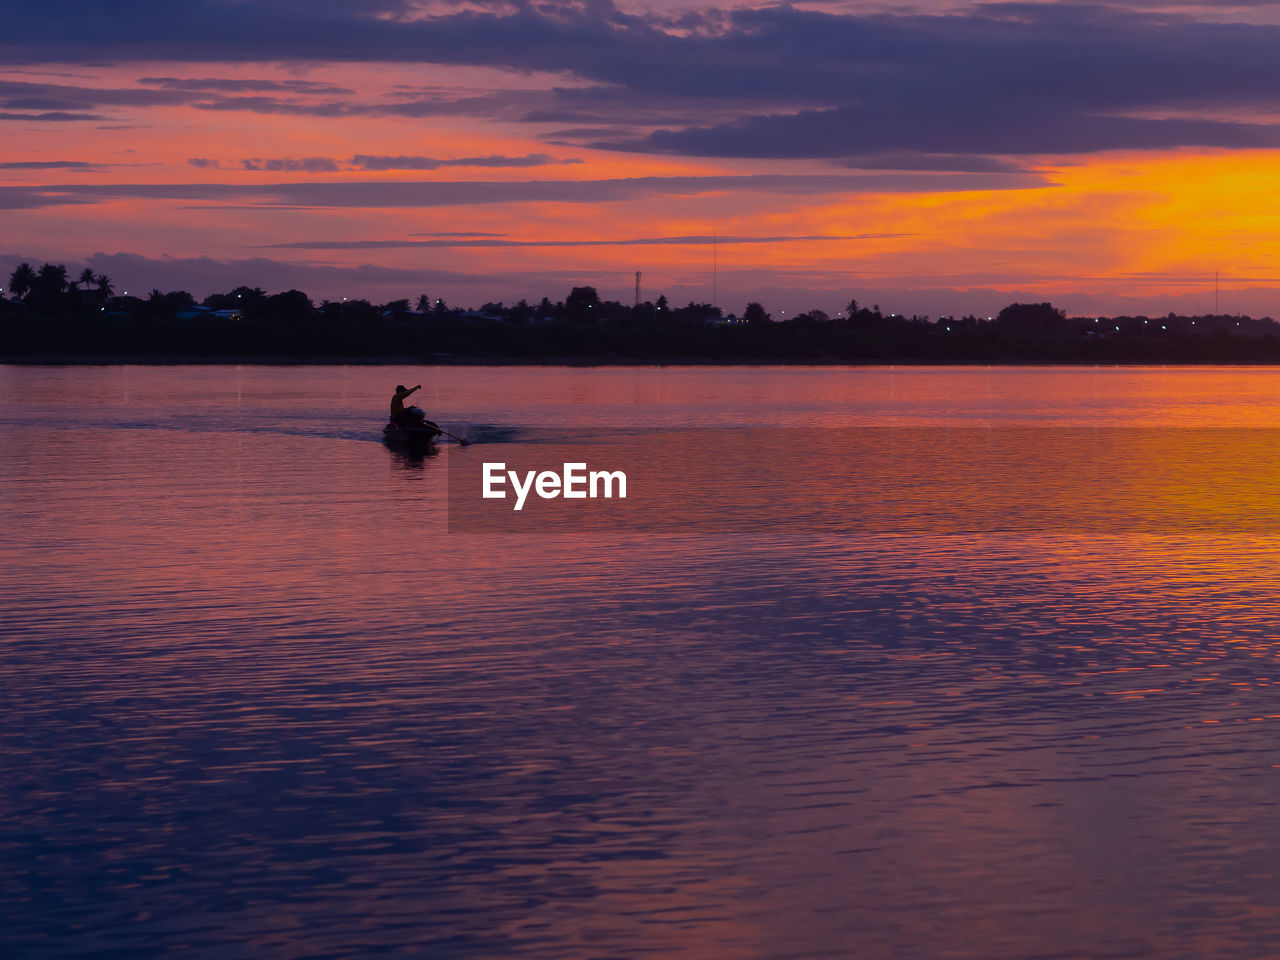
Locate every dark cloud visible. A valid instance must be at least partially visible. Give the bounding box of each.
[349,153,581,169]
[177,89,552,121]
[0,76,368,123]
[622,106,1280,157]
[261,233,910,250]
[4,1,1280,155]
[187,95,358,118]
[188,154,582,172]
[0,111,103,121]
[137,76,354,94]
[837,153,1030,173]
[0,159,101,169]
[1045,0,1280,8]
[0,188,94,209]
[542,127,632,143]
[1,96,92,110]
[0,78,190,107]
[0,75,209,122]
[241,157,342,172]
[0,171,1052,211]
[380,91,552,119]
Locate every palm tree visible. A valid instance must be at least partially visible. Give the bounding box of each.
[78,267,96,291]
[417,293,431,313]
[8,262,35,299]
[95,274,114,298]
[35,262,68,296]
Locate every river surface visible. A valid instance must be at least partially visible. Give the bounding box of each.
[5,365,1280,959]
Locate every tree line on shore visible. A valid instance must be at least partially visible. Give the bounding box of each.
[4,261,1280,363]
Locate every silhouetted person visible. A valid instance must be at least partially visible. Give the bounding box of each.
[391,383,422,428]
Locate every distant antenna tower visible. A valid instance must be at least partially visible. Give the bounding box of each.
[635,270,641,307]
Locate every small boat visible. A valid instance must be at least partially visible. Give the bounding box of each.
[382,406,441,452]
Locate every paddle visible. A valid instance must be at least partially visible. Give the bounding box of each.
[425,421,468,445]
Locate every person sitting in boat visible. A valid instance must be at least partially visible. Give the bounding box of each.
[390,384,424,428]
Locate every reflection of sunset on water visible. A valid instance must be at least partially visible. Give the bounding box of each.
[9,366,1280,957]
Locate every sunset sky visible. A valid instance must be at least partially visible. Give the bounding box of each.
[5,0,1280,316]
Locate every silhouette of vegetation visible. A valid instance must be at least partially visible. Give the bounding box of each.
[8,263,35,300]
[4,260,1280,364]
[565,285,601,323]
[996,302,1067,336]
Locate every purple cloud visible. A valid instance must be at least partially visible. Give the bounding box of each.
[350,153,582,170]
[261,233,910,250]
[5,1,1280,157]
[0,171,1052,211]
[240,157,342,172]
[0,159,101,169]
[0,111,103,121]
[137,76,354,94]
[186,154,584,172]
[837,153,1030,173]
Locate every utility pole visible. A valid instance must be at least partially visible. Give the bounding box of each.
[1215,269,1220,315]
[635,270,641,308]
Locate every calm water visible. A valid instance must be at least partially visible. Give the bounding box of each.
[6,365,1280,959]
